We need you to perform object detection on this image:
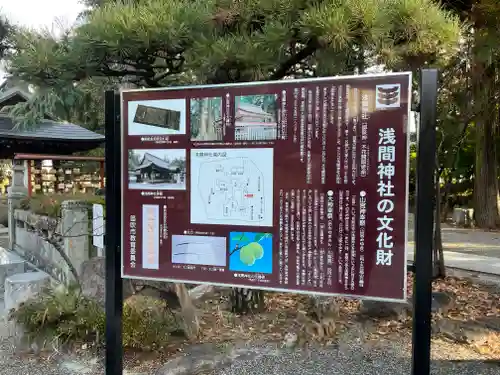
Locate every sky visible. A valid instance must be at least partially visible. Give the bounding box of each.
[0,0,85,80]
[0,0,84,30]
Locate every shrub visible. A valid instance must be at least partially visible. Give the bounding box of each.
[20,194,106,218]
[20,196,63,217]
[122,295,177,350]
[10,284,104,344]
[10,286,175,350]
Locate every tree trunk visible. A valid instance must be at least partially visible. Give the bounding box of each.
[200,98,208,140]
[433,172,446,278]
[230,288,265,314]
[174,283,200,339]
[207,98,214,139]
[473,118,500,228]
[471,11,500,229]
[126,280,200,339]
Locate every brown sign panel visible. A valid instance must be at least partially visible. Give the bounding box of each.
[121,72,411,302]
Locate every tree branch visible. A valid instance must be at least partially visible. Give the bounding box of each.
[22,213,107,288]
[36,229,81,287]
[270,37,321,80]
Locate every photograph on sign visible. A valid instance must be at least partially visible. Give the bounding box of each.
[234,94,278,141]
[128,149,186,190]
[190,97,223,141]
[121,72,411,302]
[128,98,186,136]
[229,232,273,274]
[375,84,402,109]
[171,234,227,267]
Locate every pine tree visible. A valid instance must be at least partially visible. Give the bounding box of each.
[5,0,462,312]
[7,0,461,93]
[0,13,14,59]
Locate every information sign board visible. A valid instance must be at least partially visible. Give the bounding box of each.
[121,73,411,301]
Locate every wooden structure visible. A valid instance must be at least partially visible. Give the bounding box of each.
[0,81,105,195]
[133,152,183,184]
[234,102,277,140]
[14,153,105,196]
[0,83,105,159]
[0,78,105,195]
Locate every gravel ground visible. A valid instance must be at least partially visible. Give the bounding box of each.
[0,331,74,375]
[0,351,81,375]
[215,345,500,375]
[0,324,499,375]
[136,324,500,375]
[0,282,499,375]
[211,334,500,375]
[0,299,93,375]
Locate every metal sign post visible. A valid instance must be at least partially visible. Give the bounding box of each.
[104,91,123,375]
[411,69,438,375]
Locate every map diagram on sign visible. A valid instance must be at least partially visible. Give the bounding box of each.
[190,148,274,226]
[200,159,264,221]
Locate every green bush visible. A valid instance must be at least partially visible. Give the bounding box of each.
[20,195,62,217]
[20,194,106,218]
[10,284,104,343]
[122,295,177,350]
[10,286,175,350]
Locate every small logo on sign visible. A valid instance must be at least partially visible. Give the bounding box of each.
[375,84,401,109]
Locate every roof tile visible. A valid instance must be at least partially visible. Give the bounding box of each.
[0,115,105,141]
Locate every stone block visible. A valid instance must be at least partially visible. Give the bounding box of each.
[155,343,275,375]
[61,200,91,278]
[305,295,341,321]
[80,257,106,306]
[435,319,494,344]
[359,291,454,320]
[81,257,192,307]
[359,299,412,319]
[0,248,25,293]
[452,207,473,227]
[4,271,50,313]
[430,291,454,314]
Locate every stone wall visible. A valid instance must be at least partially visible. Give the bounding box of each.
[12,201,92,285]
[5,159,96,286]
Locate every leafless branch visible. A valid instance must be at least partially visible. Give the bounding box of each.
[34,227,81,287]
[20,212,106,288]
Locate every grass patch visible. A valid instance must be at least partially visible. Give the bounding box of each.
[10,285,176,350]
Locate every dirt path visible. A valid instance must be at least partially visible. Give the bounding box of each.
[408,224,500,258]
